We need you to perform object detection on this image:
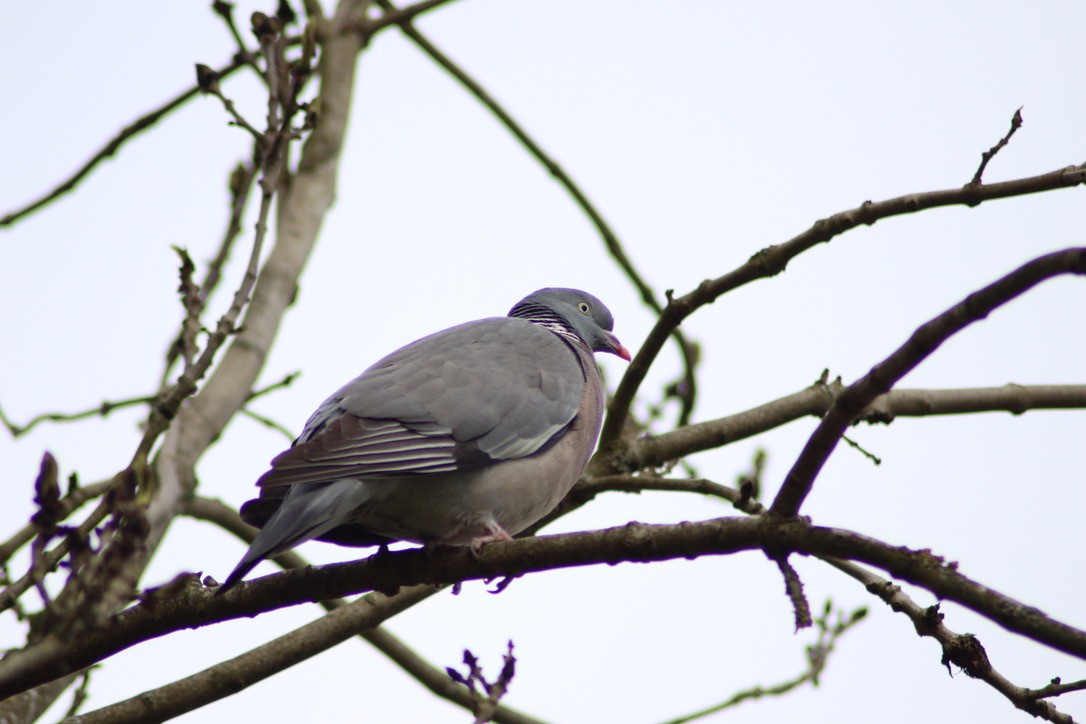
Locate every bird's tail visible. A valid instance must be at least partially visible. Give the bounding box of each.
[217,480,370,595]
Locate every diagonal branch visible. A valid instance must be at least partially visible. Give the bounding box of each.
[69,585,442,723]
[560,474,1078,723]
[771,247,1086,517]
[826,558,1075,723]
[599,164,1086,450]
[0,58,247,229]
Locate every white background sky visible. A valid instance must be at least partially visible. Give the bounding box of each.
[2,1,1084,722]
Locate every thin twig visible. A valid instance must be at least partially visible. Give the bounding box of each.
[768,553,812,631]
[238,407,295,439]
[1028,677,1086,700]
[970,107,1024,185]
[0,396,154,438]
[362,0,461,33]
[0,479,110,565]
[660,605,866,724]
[841,434,881,466]
[0,59,246,229]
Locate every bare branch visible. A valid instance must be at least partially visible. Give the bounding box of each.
[363,0,462,33]
[0,396,154,438]
[768,553,812,631]
[6,515,1086,697]
[599,165,1086,449]
[661,605,866,724]
[1028,678,1086,700]
[594,381,1086,476]
[771,247,1086,517]
[826,559,1076,722]
[68,586,441,723]
[0,479,110,566]
[970,107,1025,185]
[0,58,247,229]
[575,475,1079,723]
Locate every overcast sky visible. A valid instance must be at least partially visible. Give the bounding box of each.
[2,1,1084,722]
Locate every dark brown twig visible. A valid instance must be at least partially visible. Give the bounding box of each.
[599,164,1086,450]
[771,247,1086,517]
[0,479,111,565]
[768,553,812,631]
[970,107,1024,185]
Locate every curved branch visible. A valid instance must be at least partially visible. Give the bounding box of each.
[5,515,1085,698]
[599,165,1086,449]
[771,247,1086,517]
[569,475,1075,723]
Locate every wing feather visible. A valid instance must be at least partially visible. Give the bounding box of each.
[257,317,587,489]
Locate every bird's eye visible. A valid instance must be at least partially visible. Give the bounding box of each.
[577,302,590,314]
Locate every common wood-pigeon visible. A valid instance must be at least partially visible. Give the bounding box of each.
[219,288,629,592]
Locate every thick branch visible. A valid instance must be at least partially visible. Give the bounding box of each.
[4,515,1085,698]
[771,247,1086,517]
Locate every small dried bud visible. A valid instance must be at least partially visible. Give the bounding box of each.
[228,163,250,197]
[276,0,297,25]
[195,64,220,94]
[211,0,234,19]
[251,11,282,41]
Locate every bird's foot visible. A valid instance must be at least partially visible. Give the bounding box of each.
[469,526,513,558]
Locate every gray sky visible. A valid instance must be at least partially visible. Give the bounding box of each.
[2,1,1084,721]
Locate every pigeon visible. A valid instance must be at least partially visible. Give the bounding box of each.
[219,288,630,592]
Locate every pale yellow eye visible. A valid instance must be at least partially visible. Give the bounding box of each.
[578,302,590,314]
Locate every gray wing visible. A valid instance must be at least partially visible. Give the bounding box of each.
[257,317,586,488]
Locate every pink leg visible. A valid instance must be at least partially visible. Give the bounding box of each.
[469,524,513,556]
